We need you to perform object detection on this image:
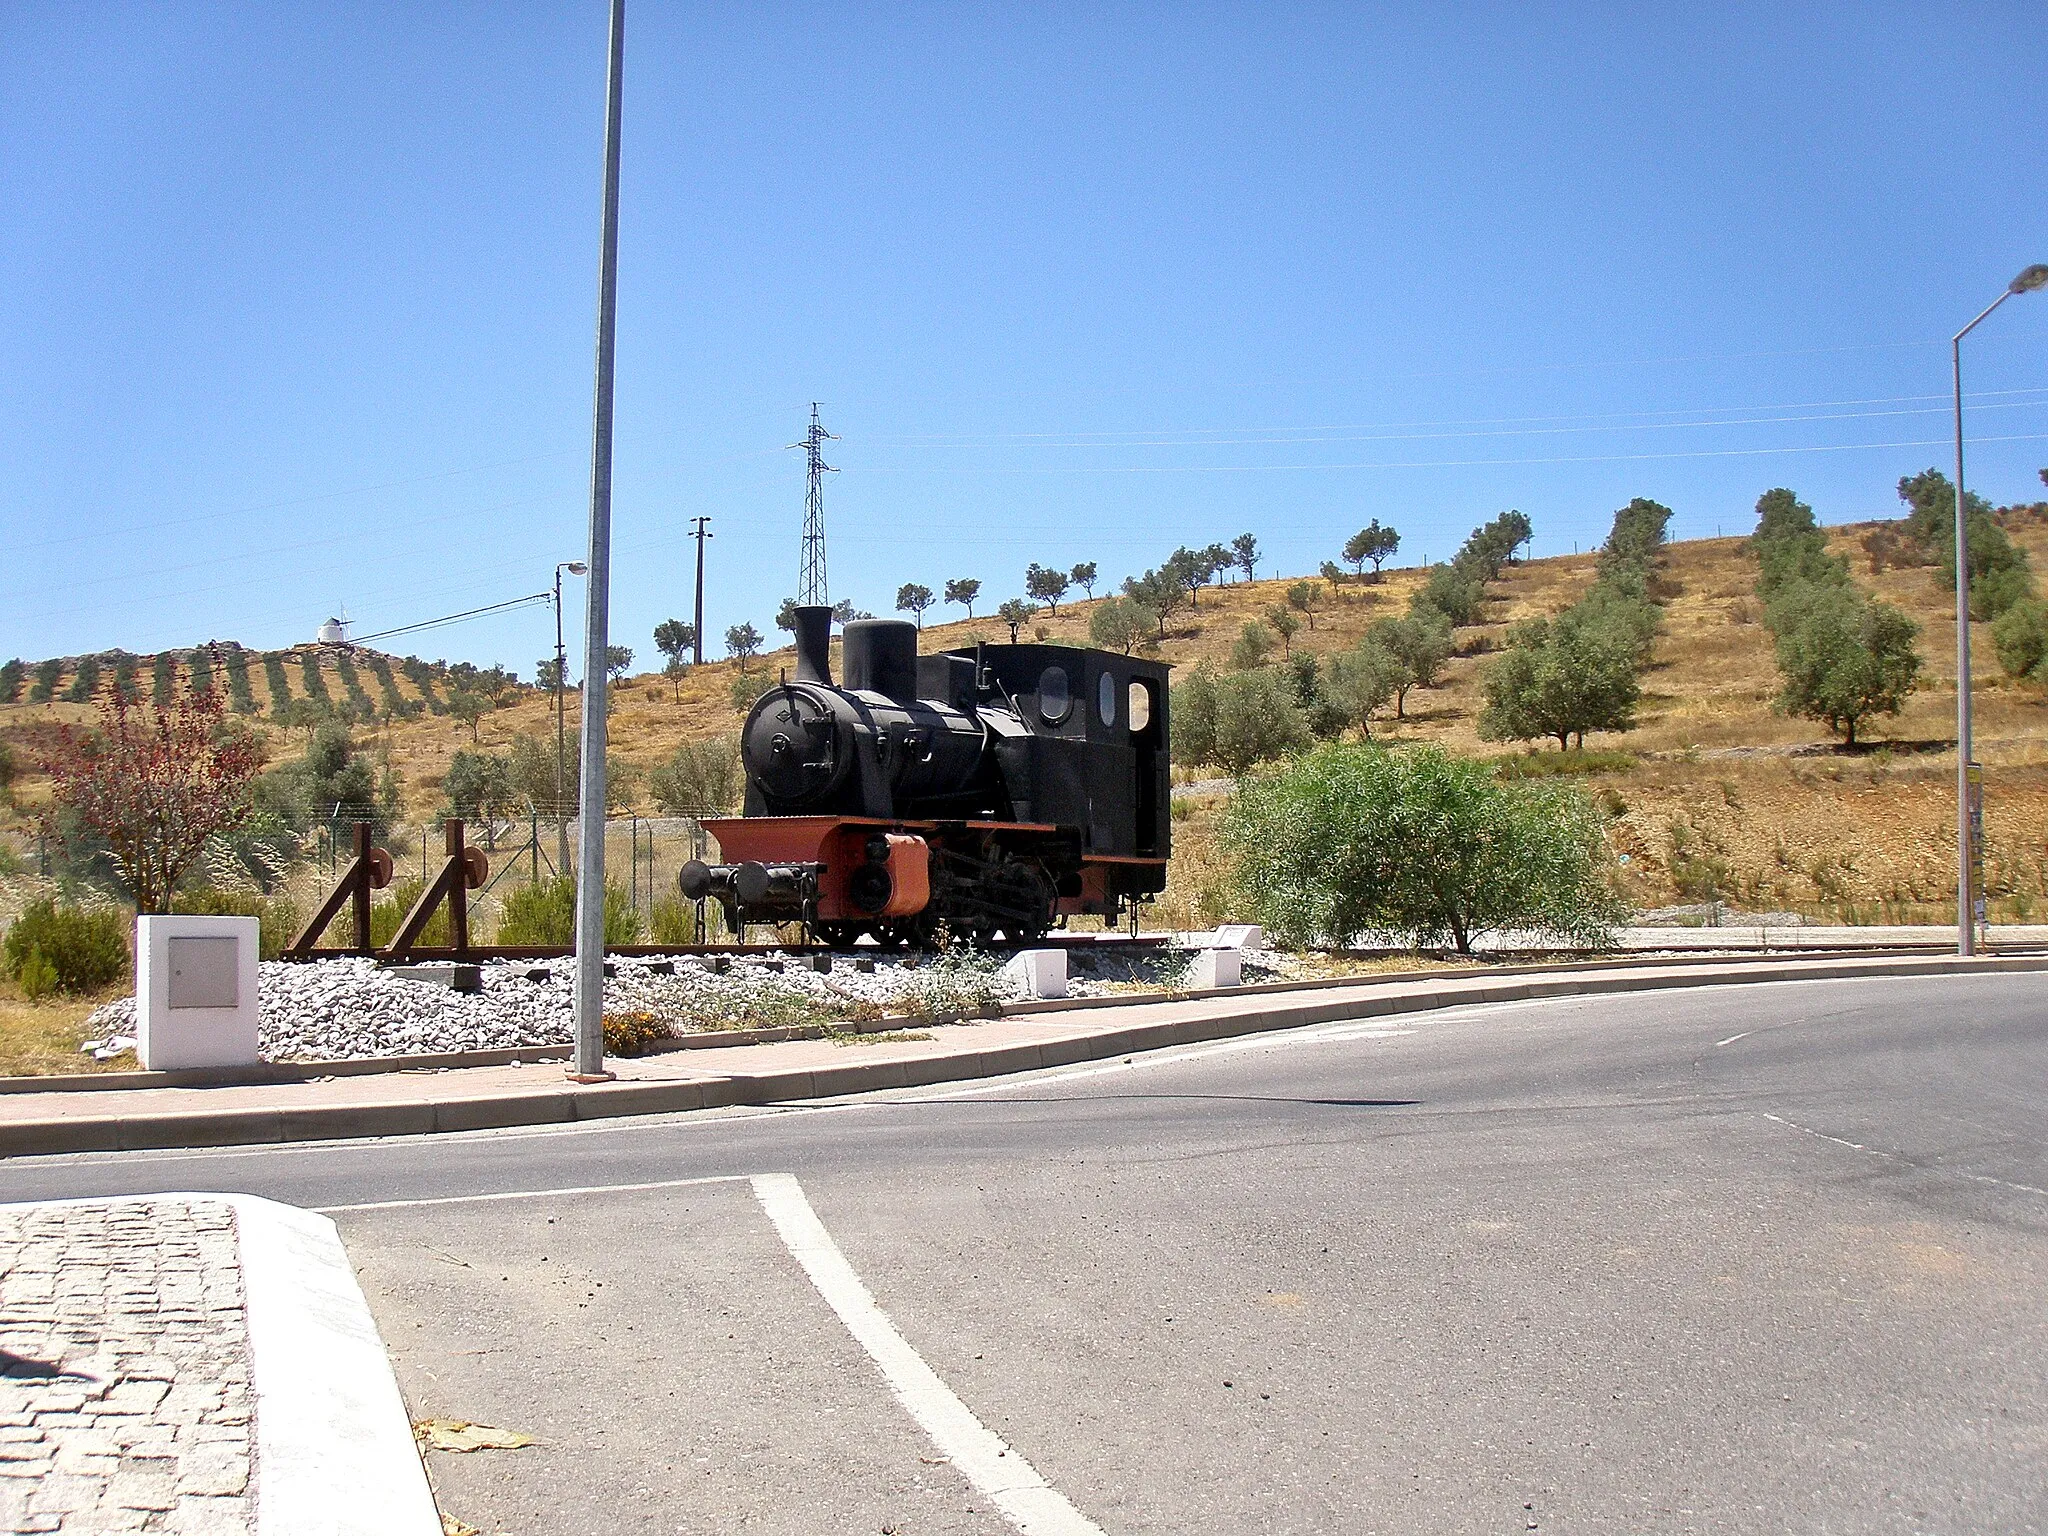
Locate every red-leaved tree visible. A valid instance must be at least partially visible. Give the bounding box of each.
[44,670,263,913]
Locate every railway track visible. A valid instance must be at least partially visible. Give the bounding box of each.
[280,932,1171,964]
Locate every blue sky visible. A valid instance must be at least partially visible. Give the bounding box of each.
[5,3,2046,676]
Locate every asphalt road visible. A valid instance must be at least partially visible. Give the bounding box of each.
[7,972,2047,1535]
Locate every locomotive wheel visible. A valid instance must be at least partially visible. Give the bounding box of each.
[811,921,868,949]
[990,860,1056,946]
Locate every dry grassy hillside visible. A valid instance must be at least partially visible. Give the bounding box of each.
[9,522,2048,924]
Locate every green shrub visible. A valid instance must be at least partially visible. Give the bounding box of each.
[1993,598,2048,681]
[648,737,743,816]
[16,950,57,1001]
[729,671,774,713]
[497,877,642,946]
[1212,668,1311,776]
[898,946,1007,1020]
[648,894,699,946]
[362,877,448,949]
[1220,743,1625,954]
[2,900,130,992]
[170,890,304,961]
[1171,663,1220,768]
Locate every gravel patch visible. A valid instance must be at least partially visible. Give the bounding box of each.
[78,944,1284,1063]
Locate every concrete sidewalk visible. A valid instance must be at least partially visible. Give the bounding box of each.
[5,951,2044,1158]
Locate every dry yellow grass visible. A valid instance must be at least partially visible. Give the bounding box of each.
[0,979,128,1076]
[9,520,2048,920]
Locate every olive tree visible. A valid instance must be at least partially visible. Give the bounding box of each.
[1343,521,1400,580]
[1286,580,1323,630]
[1088,595,1152,654]
[1370,610,1453,718]
[1024,563,1071,614]
[895,583,936,629]
[1770,583,1921,746]
[648,736,744,815]
[1477,616,1642,751]
[724,622,763,670]
[944,577,982,618]
[1220,743,1624,954]
[1211,668,1310,776]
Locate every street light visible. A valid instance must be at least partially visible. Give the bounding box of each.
[1950,263,2047,956]
[552,560,587,876]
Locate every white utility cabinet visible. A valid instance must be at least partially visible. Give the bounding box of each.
[136,915,261,1070]
[1003,948,1069,1000]
[1189,947,1242,989]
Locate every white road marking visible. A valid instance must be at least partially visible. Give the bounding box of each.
[1760,1112,1901,1163]
[1715,1031,1752,1047]
[1964,1172,2048,1199]
[750,1172,1107,1536]
[891,1024,1418,1103]
[314,1174,747,1213]
[1761,1114,2047,1202]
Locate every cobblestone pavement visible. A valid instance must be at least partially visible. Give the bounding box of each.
[0,1200,253,1534]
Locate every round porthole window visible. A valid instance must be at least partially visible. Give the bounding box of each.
[1037,666,1071,724]
[1098,671,1118,726]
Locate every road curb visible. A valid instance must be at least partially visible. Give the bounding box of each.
[230,1194,444,1536]
[0,1193,443,1536]
[5,952,2043,1156]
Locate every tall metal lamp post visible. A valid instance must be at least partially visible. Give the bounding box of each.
[551,560,587,876]
[571,0,626,1082]
[1951,262,2048,956]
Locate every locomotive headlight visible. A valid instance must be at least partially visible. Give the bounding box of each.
[864,835,891,863]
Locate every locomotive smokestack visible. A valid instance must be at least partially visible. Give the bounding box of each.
[792,604,833,685]
[843,618,919,704]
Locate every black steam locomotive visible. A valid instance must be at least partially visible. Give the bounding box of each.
[679,605,1171,945]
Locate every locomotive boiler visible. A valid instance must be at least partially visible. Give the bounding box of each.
[679,605,1170,945]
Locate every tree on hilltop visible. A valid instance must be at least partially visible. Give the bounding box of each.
[1231,533,1260,583]
[1344,521,1400,580]
[1024,563,1071,615]
[725,623,763,671]
[653,619,696,701]
[896,583,936,630]
[944,578,982,619]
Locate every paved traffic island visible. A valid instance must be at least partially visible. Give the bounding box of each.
[0,1195,440,1535]
[4,949,2044,1157]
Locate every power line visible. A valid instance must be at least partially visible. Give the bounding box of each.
[847,430,2048,477]
[863,390,2048,450]
[314,591,554,647]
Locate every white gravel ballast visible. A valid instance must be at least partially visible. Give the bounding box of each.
[78,945,1275,1064]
